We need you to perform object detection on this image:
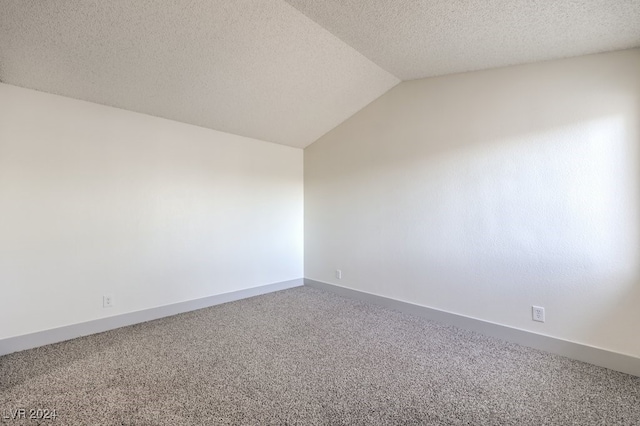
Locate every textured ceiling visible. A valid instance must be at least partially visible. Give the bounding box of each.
[1,1,638,148]
[284,0,640,80]
[0,1,398,148]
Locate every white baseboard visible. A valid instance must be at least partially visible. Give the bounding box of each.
[305,278,640,377]
[0,278,303,356]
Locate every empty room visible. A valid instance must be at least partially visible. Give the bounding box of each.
[1,1,639,424]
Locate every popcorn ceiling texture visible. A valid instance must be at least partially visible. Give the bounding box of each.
[284,0,640,80]
[0,1,638,147]
[0,0,398,148]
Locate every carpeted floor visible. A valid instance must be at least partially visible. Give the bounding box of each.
[1,286,639,425]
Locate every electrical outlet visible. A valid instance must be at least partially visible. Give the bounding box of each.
[336,269,342,279]
[103,294,114,308]
[532,306,545,322]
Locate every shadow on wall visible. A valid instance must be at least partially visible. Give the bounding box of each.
[353,116,638,334]
[424,115,640,351]
[587,90,640,354]
[305,50,640,354]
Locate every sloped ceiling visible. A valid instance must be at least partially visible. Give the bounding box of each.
[0,0,399,148]
[285,0,640,81]
[1,1,639,148]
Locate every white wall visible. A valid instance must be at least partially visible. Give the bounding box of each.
[305,49,640,357]
[0,83,303,340]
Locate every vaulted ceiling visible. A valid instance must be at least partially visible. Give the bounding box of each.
[1,1,639,148]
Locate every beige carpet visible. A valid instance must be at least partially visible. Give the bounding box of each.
[1,286,639,425]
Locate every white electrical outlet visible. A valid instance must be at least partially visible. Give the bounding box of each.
[336,269,342,279]
[103,294,114,308]
[532,306,545,322]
